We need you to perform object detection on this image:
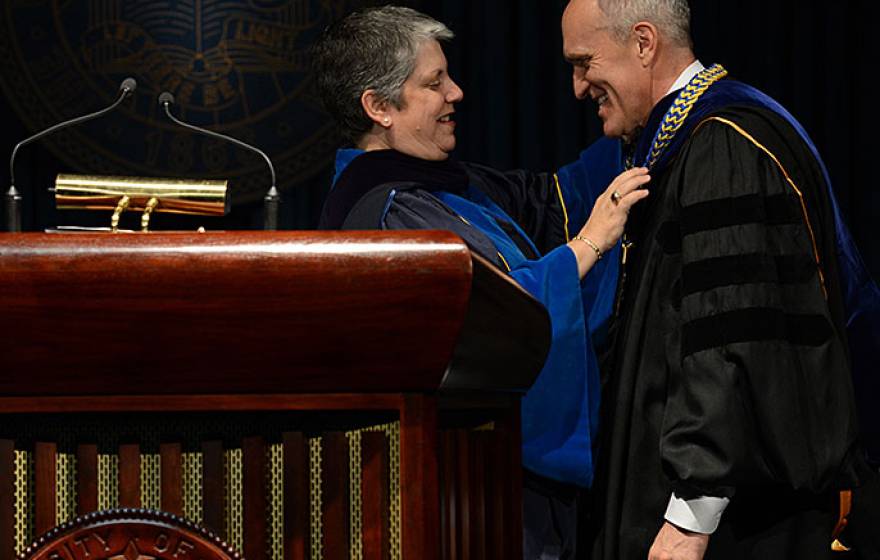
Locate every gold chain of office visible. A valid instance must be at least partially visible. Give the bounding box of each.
[644,63,728,169]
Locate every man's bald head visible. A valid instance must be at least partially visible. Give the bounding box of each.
[595,0,692,48]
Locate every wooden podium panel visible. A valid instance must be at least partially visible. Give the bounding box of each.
[0,231,549,559]
[0,230,474,395]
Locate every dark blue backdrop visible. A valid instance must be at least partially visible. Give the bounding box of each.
[420,0,878,280]
[1,1,876,281]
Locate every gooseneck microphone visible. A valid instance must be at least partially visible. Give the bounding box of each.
[4,77,137,232]
[158,92,281,230]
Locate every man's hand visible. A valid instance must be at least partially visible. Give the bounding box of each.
[648,521,710,560]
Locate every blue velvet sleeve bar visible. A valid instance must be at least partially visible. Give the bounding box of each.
[555,138,625,343]
[555,137,626,240]
[435,190,605,487]
[510,245,598,486]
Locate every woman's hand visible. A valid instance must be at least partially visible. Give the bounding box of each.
[567,167,650,278]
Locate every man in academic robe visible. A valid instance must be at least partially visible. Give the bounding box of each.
[560,0,879,559]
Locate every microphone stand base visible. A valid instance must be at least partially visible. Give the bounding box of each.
[5,185,22,233]
[263,186,281,231]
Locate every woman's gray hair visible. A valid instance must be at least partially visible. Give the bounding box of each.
[597,0,692,48]
[312,6,454,144]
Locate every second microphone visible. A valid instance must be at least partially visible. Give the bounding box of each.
[158,92,281,230]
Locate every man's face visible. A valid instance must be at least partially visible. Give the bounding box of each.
[562,0,654,141]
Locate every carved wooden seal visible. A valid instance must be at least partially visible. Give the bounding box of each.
[18,509,242,560]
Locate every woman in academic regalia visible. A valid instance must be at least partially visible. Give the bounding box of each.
[313,6,649,558]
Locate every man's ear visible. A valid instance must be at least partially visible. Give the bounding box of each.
[361,89,392,128]
[633,21,658,65]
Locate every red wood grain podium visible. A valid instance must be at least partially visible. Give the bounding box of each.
[0,231,550,559]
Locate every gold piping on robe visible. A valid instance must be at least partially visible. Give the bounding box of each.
[553,173,571,242]
[458,214,512,272]
[696,116,828,299]
[497,252,512,272]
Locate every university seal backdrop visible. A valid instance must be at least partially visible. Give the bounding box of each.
[0,0,394,207]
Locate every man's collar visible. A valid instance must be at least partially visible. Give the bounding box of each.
[665,60,705,96]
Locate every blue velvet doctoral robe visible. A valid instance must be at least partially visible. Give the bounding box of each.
[323,147,621,488]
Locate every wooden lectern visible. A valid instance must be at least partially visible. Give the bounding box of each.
[0,231,550,559]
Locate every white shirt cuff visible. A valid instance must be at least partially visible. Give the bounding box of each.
[664,493,730,534]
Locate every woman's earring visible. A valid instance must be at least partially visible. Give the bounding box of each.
[383,117,391,126]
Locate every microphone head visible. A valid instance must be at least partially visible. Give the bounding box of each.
[119,77,137,97]
[158,91,175,107]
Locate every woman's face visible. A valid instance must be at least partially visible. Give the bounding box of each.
[386,40,464,160]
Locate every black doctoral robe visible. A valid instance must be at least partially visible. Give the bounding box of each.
[592,99,869,559]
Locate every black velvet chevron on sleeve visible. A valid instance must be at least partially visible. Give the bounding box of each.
[658,109,862,499]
